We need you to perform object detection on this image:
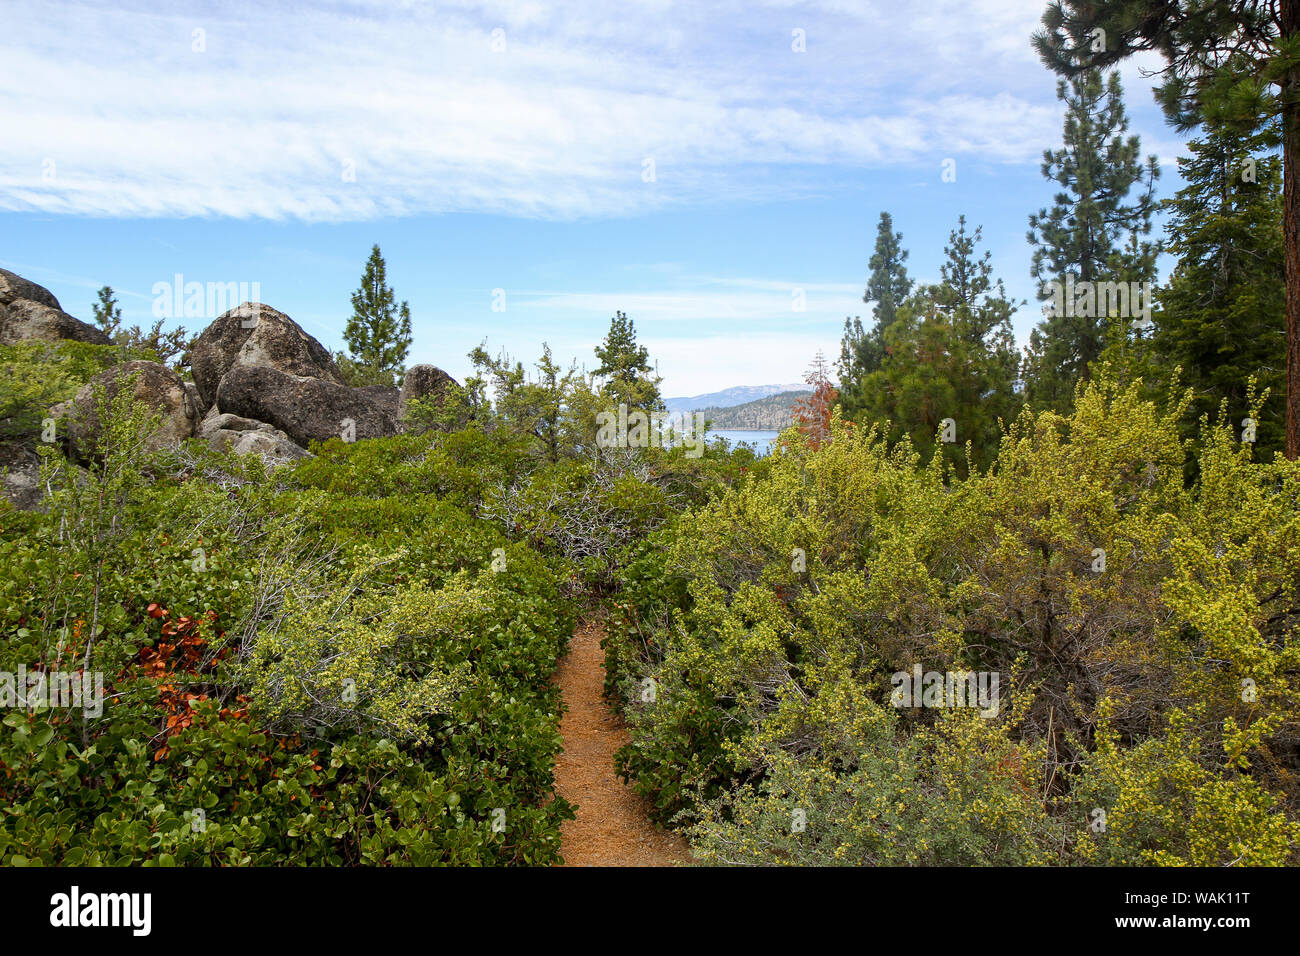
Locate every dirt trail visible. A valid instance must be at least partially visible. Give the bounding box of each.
[553,619,691,867]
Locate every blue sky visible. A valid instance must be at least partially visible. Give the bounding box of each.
[1,0,1187,397]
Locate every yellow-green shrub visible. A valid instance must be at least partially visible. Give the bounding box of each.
[607,376,1300,864]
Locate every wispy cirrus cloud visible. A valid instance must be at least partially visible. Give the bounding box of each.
[517,277,859,323]
[1,0,1111,222]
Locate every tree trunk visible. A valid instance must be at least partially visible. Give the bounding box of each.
[1284,0,1300,459]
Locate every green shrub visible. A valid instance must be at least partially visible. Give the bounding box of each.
[1,392,577,865]
[689,713,1059,866]
[1068,708,1300,866]
[604,376,1300,864]
[0,341,122,441]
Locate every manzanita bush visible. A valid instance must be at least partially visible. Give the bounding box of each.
[0,385,577,866]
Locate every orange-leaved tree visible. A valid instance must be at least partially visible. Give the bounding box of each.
[792,350,838,448]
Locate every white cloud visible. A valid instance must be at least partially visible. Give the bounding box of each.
[472,327,835,399]
[1,0,1089,221]
[518,280,859,322]
[420,270,853,394]
[643,332,833,397]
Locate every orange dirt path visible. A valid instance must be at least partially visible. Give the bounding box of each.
[553,619,691,867]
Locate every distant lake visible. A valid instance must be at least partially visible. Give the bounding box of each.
[706,429,779,457]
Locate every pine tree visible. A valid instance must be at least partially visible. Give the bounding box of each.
[340,244,413,387]
[869,293,961,465]
[867,211,913,329]
[92,286,121,337]
[1024,69,1160,410]
[855,218,1022,473]
[1157,116,1286,456]
[593,311,663,412]
[1033,0,1300,457]
[935,216,1024,444]
[91,284,191,369]
[838,212,912,417]
[935,216,1021,346]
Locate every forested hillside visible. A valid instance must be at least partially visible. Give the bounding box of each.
[694,390,809,430]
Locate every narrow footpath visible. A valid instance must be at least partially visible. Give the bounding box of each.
[553,619,691,867]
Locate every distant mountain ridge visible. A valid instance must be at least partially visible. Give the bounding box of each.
[695,390,810,430]
[664,383,805,414]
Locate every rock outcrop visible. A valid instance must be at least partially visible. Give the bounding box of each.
[354,385,400,417]
[0,269,111,347]
[69,360,198,456]
[196,407,309,461]
[198,408,267,439]
[184,380,209,419]
[1,270,463,471]
[0,443,43,511]
[397,364,467,432]
[214,429,309,461]
[399,364,457,412]
[216,365,397,447]
[0,268,63,311]
[190,302,344,409]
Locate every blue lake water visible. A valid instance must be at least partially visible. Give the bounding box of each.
[706,429,780,456]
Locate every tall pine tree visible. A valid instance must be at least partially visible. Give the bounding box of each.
[839,211,912,417]
[1024,69,1160,410]
[937,216,1024,443]
[1033,0,1300,458]
[855,217,1022,473]
[593,311,663,412]
[1158,112,1286,456]
[340,244,413,387]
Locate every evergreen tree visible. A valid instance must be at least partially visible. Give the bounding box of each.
[838,313,866,403]
[839,212,912,417]
[593,311,662,412]
[1032,0,1300,458]
[856,218,1022,473]
[1157,116,1286,456]
[935,216,1021,348]
[1024,69,1160,410]
[867,210,913,329]
[340,244,413,387]
[869,292,962,465]
[91,284,191,369]
[470,342,581,462]
[935,216,1024,440]
[92,286,121,337]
